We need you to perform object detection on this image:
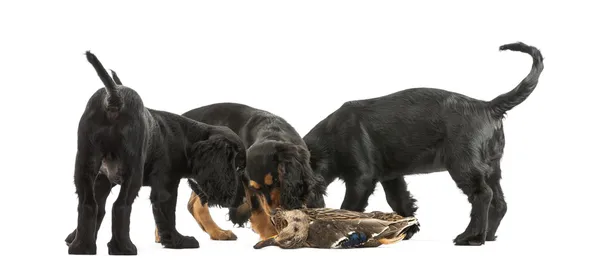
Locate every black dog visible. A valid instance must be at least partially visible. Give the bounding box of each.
[174,103,327,240]
[65,52,246,255]
[303,42,544,245]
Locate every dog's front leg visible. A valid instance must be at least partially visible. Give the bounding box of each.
[106,159,143,255]
[152,176,199,249]
[380,177,420,240]
[187,192,237,240]
[68,149,102,255]
[340,179,377,212]
[249,208,278,240]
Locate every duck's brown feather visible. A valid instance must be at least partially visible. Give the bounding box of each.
[299,208,409,222]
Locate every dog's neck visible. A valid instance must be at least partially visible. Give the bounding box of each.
[183,120,214,143]
[304,135,336,184]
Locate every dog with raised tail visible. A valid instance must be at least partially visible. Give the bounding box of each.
[303,42,544,246]
[65,52,246,255]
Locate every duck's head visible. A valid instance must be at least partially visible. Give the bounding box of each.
[253,209,310,249]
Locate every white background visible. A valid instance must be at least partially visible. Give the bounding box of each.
[1,0,598,269]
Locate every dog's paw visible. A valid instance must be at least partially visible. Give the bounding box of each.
[65,230,77,246]
[162,233,200,249]
[107,238,138,255]
[68,239,97,255]
[453,232,486,246]
[181,235,200,248]
[210,230,237,241]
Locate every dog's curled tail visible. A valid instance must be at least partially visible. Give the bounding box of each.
[489,42,544,118]
[85,51,123,112]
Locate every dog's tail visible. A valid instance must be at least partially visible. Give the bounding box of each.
[488,42,544,118]
[85,51,123,112]
[110,69,123,85]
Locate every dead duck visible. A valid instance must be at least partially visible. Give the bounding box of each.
[253,208,419,249]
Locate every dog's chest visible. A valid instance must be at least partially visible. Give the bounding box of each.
[99,158,123,184]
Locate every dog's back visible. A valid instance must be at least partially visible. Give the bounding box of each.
[183,102,305,147]
[305,42,544,182]
[307,87,492,177]
[183,102,256,138]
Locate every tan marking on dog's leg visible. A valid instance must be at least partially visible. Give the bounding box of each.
[249,194,278,240]
[250,210,278,240]
[155,226,160,243]
[264,173,273,185]
[187,191,237,240]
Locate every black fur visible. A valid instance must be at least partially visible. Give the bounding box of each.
[65,52,246,255]
[182,103,327,226]
[303,42,544,245]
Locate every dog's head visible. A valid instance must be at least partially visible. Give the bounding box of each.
[187,127,247,209]
[243,140,327,213]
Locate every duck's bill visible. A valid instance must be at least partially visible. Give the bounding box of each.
[253,237,278,249]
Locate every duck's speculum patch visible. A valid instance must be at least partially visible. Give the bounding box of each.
[333,231,369,248]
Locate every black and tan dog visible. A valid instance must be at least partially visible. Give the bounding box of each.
[65,52,246,255]
[152,103,327,242]
[303,42,544,245]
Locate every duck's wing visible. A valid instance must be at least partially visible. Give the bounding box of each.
[369,211,413,222]
[301,208,378,221]
[306,218,394,248]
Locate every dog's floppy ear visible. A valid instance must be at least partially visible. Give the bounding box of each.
[304,172,327,208]
[188,136,246,208]
[110,69,123,85]
[227,174,255,227]
[274,143,326,209]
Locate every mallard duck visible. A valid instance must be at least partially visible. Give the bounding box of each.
[253,208,419,249]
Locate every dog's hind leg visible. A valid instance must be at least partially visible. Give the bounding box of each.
[67,149,102,255]
[91,175,115,240]
[485,162,507,241]
[106,157,143,255]
[380,177,419,240]
[65,174,115,246]
[152,177,199,249]
[187,191,237,240]
[447,159,493,246]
